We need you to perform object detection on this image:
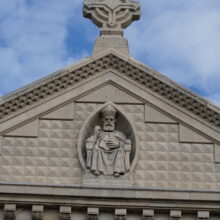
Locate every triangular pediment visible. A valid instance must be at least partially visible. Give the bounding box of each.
[4,119,39,137]
[145,105,176,123]
[41,102,74,120]
[0,50,219,144]
[1,50,220,190]
[76,84,142,104]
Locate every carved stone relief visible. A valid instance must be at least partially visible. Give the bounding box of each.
[83,0,140,36]
[86,105,131,177]
[77,102,138,186]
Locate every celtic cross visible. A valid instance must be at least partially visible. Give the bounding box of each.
[83,0,141,36]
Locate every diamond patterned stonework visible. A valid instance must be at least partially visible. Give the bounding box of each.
[120,104,216,189]
[0,120,81,184]
[0,102,218,189]
[0,1,220,218]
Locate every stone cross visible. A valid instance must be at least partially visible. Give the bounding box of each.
[83,0,141,36]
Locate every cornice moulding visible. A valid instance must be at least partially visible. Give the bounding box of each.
[0,51,219,130]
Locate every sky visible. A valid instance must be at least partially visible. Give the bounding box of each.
[0,0,220,106]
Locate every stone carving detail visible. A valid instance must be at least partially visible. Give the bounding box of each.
[86,105,131,176]
[0,54,219,128]
[83,0,140,36]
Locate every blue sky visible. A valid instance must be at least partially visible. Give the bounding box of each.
[0,0,220,106]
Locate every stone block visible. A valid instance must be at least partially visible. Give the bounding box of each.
[88,208,99,220]
[145,105,176,123]
[215,144,220,163]
[198,211,209,219]
[143,209,154,220]
[4,119,39,137]
[179,125,211,143]
[170,210,181,219]
[32,205,44,220]
[0,136,2,155]
[115,209,127,220]
[77,84,142,104]
[41,102,74,120]
[93,36,130,56]
[60,206,71,220]
[4,204,16,220]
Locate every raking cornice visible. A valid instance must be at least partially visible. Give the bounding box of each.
[0,52,219,129]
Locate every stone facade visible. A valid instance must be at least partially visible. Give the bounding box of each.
[0,100,219,190]
[0,0,220,219]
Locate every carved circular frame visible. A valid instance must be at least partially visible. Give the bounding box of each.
[77,101,140,172]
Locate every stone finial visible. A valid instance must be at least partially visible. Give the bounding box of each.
[83,0,141,36]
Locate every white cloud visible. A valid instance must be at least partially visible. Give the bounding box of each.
[207,93,220,106]
[0,0,219,107]
[126,0,220,105]
[0,0,87,95]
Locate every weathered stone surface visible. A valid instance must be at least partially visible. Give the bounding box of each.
[88,208,99,220]
[4,204,16,220]
[60,206,71,220]
[170,210,181,219]
[32,205,44,220]
[77,83,142,104]
[115,209,126,220]
[0,0,220,219]
[85,105,131,177]
[143,209,154,220]
[145,104,176,123]
[0,136,2,155]
[0,102,219,189]
[0,53,219,132]
[118,104,216,189]
[41,102,74,120]
[0,203,219,220]
[215,144,220,163]
[4,119,39,137]
[78,102,136,186]
[198,211,209,219]
[93,36,130,55]
[83,0,140,36]
[179,125,211,143]
[0,120,81,184]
